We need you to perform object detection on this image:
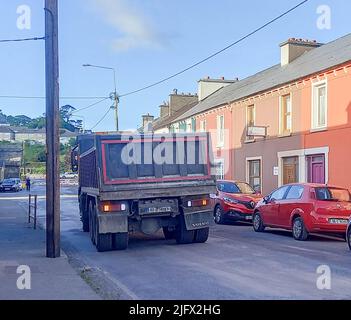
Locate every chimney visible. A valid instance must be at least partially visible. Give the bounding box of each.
[197,77,239,101]
[280,38,323,66]
[142,113,154,132]
[159,103,170,118]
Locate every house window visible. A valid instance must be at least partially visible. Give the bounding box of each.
[217,115,224,147]
[312,82,327,129]
[248,159,261,193]
[282,156,299,185]
[215,160,225,180]
[199,120,207,132]
[186,120,192,133]
[246,105,255,140]
[280,94,292,135]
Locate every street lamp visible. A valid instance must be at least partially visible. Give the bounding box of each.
[82,64,119,132]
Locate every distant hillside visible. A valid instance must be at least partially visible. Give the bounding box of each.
[0,105,83,132]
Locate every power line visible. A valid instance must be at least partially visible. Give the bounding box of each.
[0,95,109,100]
[72,97,111,113]
[119,0,310,98]
[0,36,45,43]
[90,106,111,130]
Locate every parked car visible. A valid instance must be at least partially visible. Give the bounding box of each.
[0,178,23,192]
[60,172,78,179]
[347,218,351,250]
[253,183,351,241]
[212,180,262,224]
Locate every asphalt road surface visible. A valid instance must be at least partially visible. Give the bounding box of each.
[1,183,351,300]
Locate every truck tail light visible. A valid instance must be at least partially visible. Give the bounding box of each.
[187,199,208,207]
[101,202,127,213]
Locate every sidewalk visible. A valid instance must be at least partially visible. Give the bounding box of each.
[0,200,99,300]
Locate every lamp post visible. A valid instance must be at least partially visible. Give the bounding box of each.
[82,64,119,132]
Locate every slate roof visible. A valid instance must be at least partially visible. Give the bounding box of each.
[175,33,351,122]
[153,101,198,131]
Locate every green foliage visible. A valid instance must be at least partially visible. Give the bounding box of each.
[23,141,46,163]
[0,105,81,132]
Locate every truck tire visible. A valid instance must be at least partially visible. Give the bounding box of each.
[175,215,195,245]
[96,233,113,252]
[113,233,129,250]
[88,202,96,245]
[93,205,113,252]
[163,227,176,240]
[80,196,89,232]
[194,227,209,243]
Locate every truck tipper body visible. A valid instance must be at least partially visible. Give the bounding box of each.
[73,133,216,251]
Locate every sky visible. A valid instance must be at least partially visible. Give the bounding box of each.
[0,0,349,131]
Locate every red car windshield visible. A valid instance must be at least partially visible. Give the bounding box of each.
[315,187,351,202]
[219,182,255,194]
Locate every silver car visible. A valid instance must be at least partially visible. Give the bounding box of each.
[0,178,22,192]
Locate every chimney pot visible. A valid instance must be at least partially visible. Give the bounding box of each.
[280,37,322,66]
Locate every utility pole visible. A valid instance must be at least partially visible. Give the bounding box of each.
[113,92,119,132]
[45,0,60,258]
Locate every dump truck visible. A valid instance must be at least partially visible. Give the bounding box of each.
[72,132,216,252]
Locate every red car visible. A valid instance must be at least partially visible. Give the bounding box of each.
[213,180,262,224]
[253,183,351,241]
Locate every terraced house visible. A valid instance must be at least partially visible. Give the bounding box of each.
[169,33,351,195]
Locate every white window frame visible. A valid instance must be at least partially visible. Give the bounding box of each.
[214,158,225,180]
[246,104,256,141]
[186,119,192,133]
[200,119,207,132]
[246,156,263,193]
[216,115,225,148]
[279,93,293,136]
[311,80,328,130]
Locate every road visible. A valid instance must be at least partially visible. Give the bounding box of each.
[1,183,351,300]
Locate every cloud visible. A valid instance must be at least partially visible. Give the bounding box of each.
[91,0,165,51]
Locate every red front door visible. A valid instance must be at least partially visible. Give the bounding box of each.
[307,155,325,184]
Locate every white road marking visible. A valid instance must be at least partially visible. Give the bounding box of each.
[0,195,77,201]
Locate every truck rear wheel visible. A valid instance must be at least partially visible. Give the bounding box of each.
[194,227,209,243]
[90,201,113,252]
[80,197,89,232]
[175,216,195,244]
[88,202,96,245]
[96,233,113,252]
[113,233,129,250]
[163,227,176,240]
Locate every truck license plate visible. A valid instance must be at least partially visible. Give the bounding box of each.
[147,207,172,214]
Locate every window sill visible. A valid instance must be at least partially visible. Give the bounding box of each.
[278,132,292,138]
[244,139,256,144]
[310,127,327,133]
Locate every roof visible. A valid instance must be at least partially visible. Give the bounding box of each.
[175,33,351,122]
[10,126,46,134]
[152,101,198,131]
[0,126,13,134]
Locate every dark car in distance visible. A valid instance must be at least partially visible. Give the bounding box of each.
[253,183,351,241]
[0,178,22,192]
[212,180,262,224]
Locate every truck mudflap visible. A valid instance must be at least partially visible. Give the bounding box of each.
[98,213,128,234]
[183,211,212,231]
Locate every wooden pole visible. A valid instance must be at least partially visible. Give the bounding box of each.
[45,0,60,258]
